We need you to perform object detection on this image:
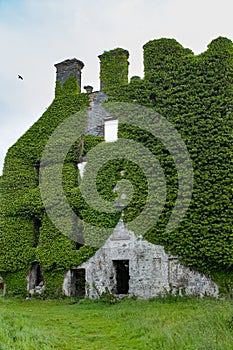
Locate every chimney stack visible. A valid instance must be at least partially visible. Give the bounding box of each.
[84,85,93,94]
[54,58,84,87]
[98,48,129,92]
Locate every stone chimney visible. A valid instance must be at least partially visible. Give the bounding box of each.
[98,48,129,91]
[54,58,84,87]
[84,85,93,94]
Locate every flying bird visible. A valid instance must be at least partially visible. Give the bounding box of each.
[18,75,23,80]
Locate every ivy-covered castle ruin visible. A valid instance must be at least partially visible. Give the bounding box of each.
[0,37,233,297]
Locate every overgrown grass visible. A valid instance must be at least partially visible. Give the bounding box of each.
[0,296,233,349]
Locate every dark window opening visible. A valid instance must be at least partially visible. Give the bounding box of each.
[70,269,86,297]
[113,260,129,294]
[75,242,83,250]
[35,263,44,286]
[33,217,41,247]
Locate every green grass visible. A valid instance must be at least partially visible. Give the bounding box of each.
[0,296,233,349]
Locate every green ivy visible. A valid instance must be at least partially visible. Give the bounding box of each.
[1,37,233,295]
[99,48,129,94]
[1,270,28,297]
[106,36,233,277]
[0,77,90,295]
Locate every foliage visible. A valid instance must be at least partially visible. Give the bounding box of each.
[106,36,233,276]
[0,77,90,295]
[99,47,129,94]
[1,270,28,297]
[1,37,233,295]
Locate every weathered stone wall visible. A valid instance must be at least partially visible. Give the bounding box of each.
[63,270,74,297]
[54,58,84,86]
[85,91,108,136]
[73,220,218,299]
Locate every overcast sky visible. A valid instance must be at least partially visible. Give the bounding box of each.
[0,0,232,174]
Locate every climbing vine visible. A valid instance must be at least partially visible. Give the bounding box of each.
[99,48,129,94]
[1,37,233,295]
[106,37,233,276]
[0,77,91,295]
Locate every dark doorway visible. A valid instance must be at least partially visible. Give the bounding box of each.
[35,263,44,286]
[113,260,129,294]
[71,269,86,297]
[28,262,44,293]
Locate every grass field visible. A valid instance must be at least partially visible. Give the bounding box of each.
[0,296,233,349]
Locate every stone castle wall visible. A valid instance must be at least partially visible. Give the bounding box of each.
[63,220,219,299]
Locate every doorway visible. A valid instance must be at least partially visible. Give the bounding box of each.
[28,262,44,294]
[70,269,86,297]
[113,260,129,294]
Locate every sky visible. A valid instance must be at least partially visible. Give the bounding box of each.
[0,0,233,174]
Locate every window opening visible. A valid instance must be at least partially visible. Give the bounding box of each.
[33,217,41,247]
[104,118,118,142]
